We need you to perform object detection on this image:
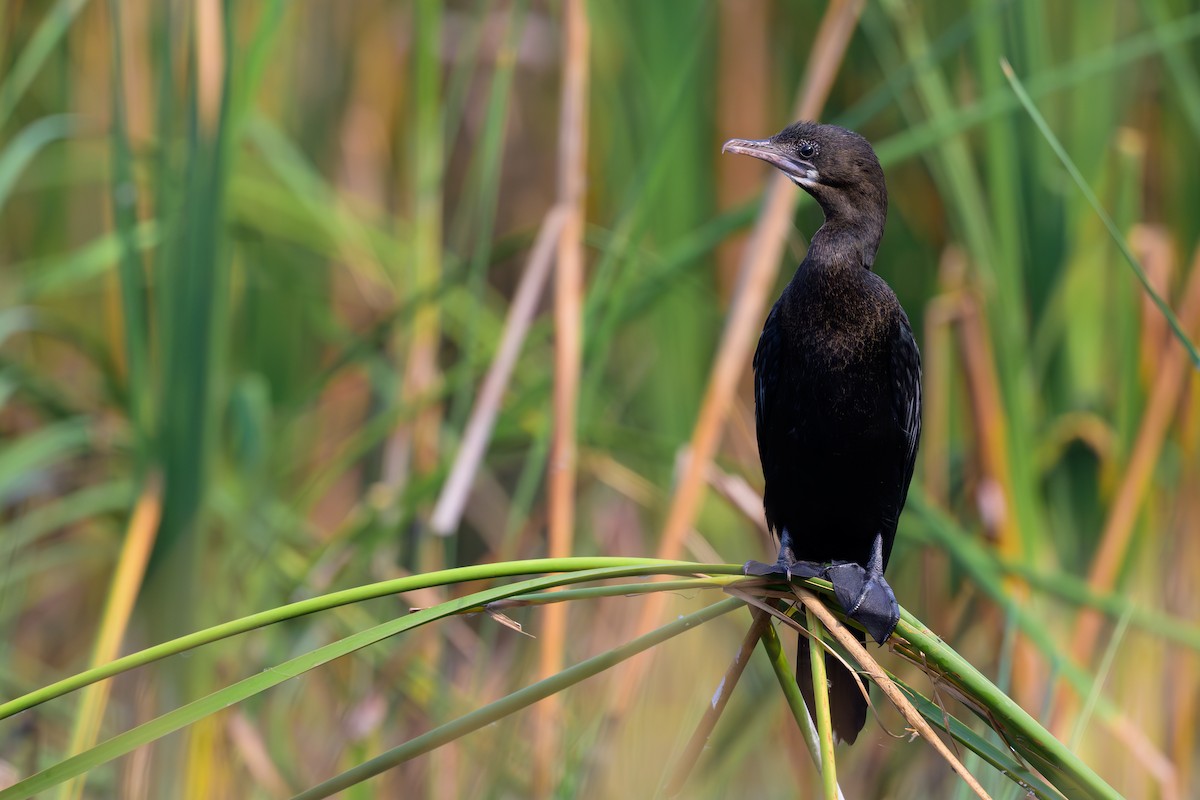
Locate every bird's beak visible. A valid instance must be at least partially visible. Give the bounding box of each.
[721,137,815,186]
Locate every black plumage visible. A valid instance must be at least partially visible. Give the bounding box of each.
[723,122,922,744]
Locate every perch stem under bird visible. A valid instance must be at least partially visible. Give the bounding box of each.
[722,122,922,744]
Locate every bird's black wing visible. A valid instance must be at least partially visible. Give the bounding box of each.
[891,310,922,513]
[753,300,784,531]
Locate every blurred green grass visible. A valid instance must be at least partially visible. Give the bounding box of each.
[1,1,1198,797]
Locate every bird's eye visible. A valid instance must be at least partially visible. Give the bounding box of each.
[799,142,816,159]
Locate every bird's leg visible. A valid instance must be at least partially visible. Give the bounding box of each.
[824,533,899,645]
[743,528,824,580]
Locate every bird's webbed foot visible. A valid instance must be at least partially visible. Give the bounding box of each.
[743,528,824,580]
[824,533,899,645]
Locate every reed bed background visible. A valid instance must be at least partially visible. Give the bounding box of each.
[1,0,1199,797]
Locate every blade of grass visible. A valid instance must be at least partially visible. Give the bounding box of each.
[1001,58,1200,366]
[0,417,90,504]
[0,568,743,799]
[662,609,768,797]
[1069,607,1132,750]
[0,0,89,131]
[0,558,740,721]
[388,0,444,489]
[0,115,75,213]
[107,0,150,449]
[292,597,744,800]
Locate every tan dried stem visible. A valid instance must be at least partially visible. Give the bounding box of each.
[430,206,569,536]
[663,610,770,797]
[194,0,224,133]
[534,0,590,794]
[60,472,163,800]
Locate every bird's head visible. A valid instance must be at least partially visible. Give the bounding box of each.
[722,122,887,260]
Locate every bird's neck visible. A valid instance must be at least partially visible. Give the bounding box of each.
[805,214,883,271]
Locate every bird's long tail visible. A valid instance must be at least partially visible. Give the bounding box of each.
[796,630,867,745]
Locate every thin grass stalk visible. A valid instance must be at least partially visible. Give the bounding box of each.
[291,597,745,800]
[1002,59,1200,367]
[385,0,444,498]
[1113,140,1149,455]
[805,606,838,800]
[1069,608,1132,751]
[663,609,768,797]
[536,0,590,793]
[430,206,568,535]
[105,0,150,447]
[445,2,529,433]
[54,473,162,800]
[611,0,864,717]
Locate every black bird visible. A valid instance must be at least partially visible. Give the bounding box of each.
[723,122,921,744]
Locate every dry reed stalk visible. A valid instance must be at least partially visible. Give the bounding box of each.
[119,1,152,147]
[430,206,569,536]
[1106,715,1182,800]
[195,0,224,133]
[60,472,163,800]
[1134,226,1175,383]
[1167,486,1200,794]
[227,712,292,797]
[662,610,770,796]
[714,0,770,299]
[922,247,969,509]
[534,0,590,794]
[1060,242,1200,724]
[608,0,865,719]
[919,249,969,624]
